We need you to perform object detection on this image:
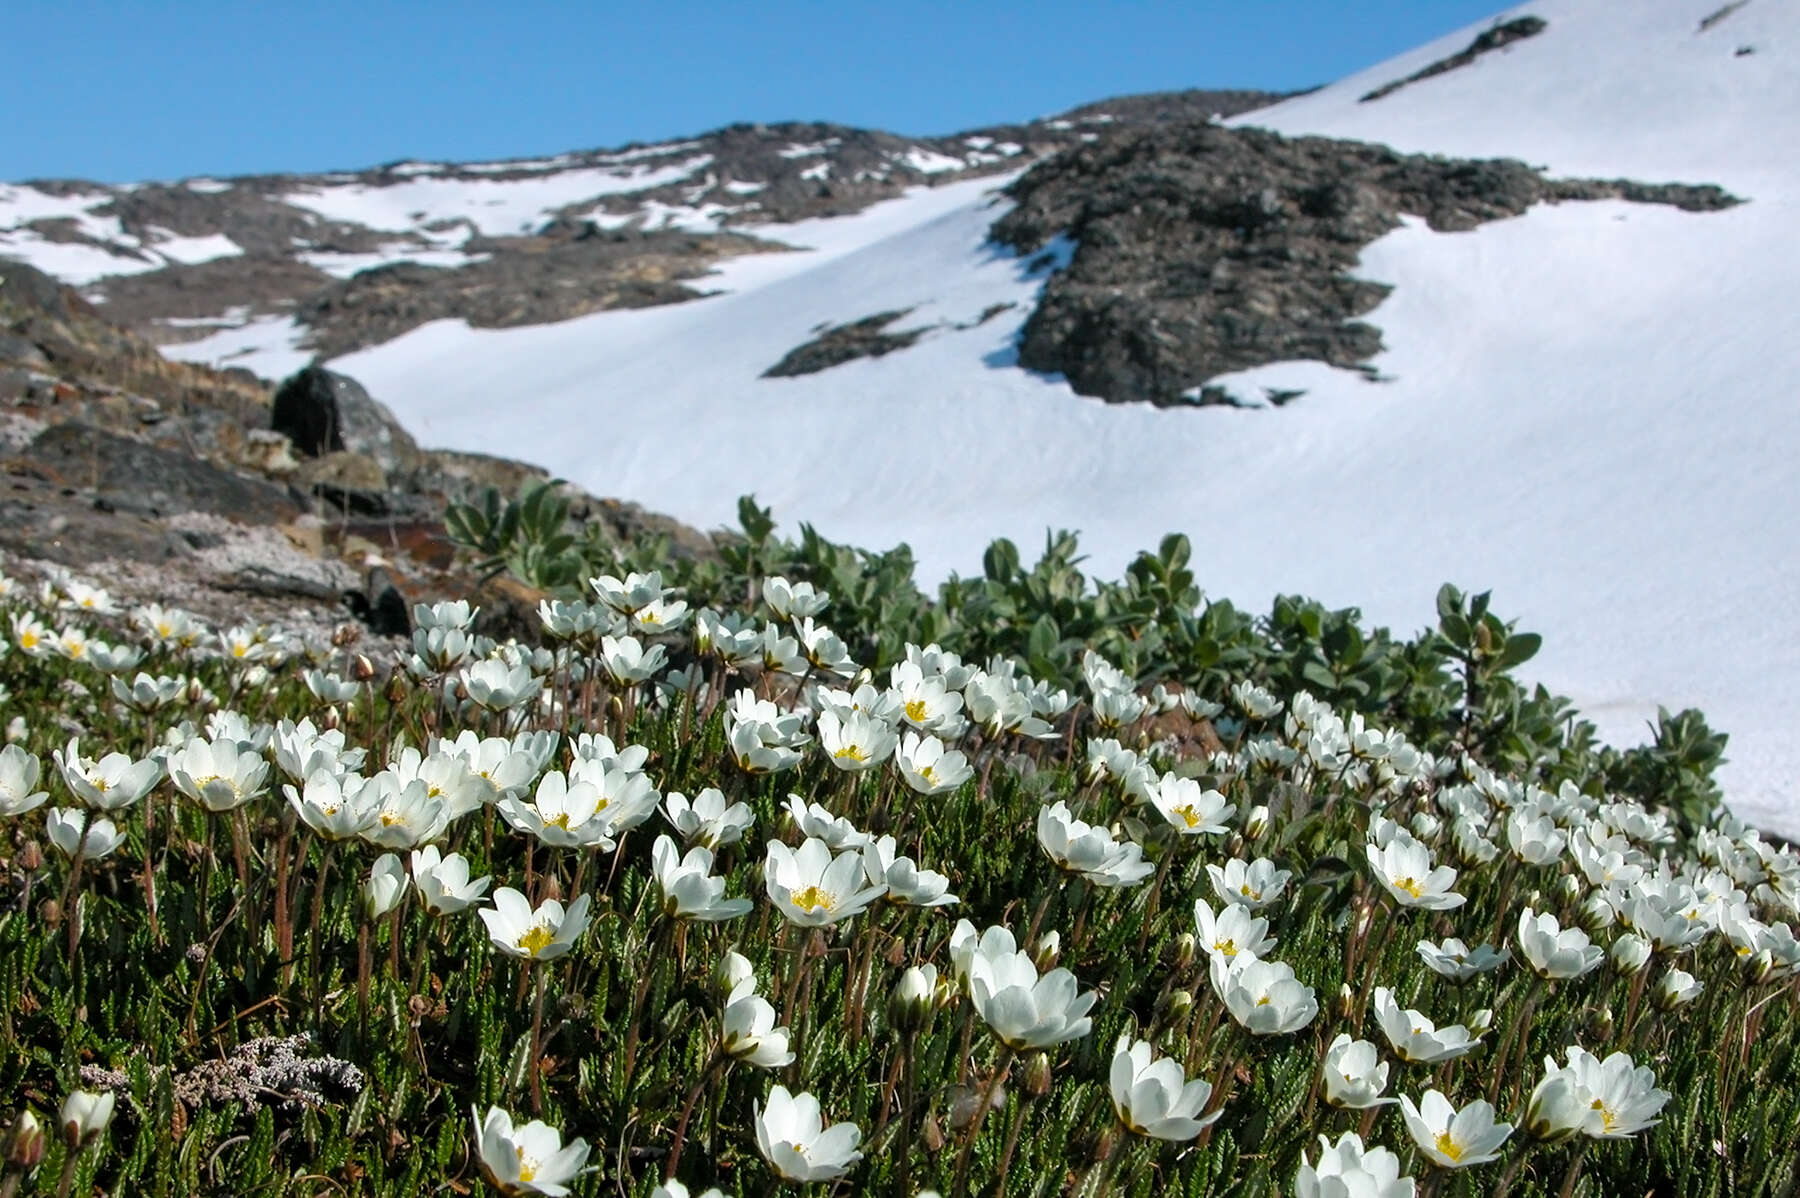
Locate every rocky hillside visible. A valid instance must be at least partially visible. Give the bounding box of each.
[2,92,1285,370]
[0,261,709,641]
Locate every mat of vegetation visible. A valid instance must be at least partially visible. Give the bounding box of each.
[0,495,1795,1198]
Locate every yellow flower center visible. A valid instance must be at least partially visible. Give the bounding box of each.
[1175,804,1201,829]
[1591,1099,1618,1132]
[1394,876,1424,898]
[1435,1132,1464,1162]
[381,811,402,827]
[232,644,250,658]
[91,778,109,793]
[919,765,936,783]
[547,812,572,830]
[66,641,85,658]
[1239,884,1257,899]
[1255,995,1271,1006]
[833,745,868,763]
[792,885,834,914]
[19,632,37,648]
[904,698,929,723]
[515,1145,538,1182]
[1216,938,1237,957]
[516,924,556,956]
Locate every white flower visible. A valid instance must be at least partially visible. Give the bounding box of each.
[894,731,972,795]
[816,709,898,772]
[1036,800,1154,887]
[1507,811,1567,865]
[1517,908,1603,979]
[600,634,668,685]
[358,773,448,850]
[109,671,179,711]
[274,719,365,782]
[1192,898,1276,963]
[1366,837,1465,910]
[763,576,830,620]
[965,928,1098,1050]
[462,659,542,712]
[498,772,612,849]
[1372,988,1482,1063]
[629,596,690,636]
[1147,775,1235,835]
[651,835,752,921]
[362,853,407,918]
[793,617,857,678]
[167,736,270,813]
[304,669,362,703]
[891,663,966,736]
[1400,1090,1512,1168]
[1296,1131,1414,1198]
[0,744,48,817]
[1609,933,1653,975]
[764,837,886,926]
[471,1104,591,1196]
[58,1089,115,1148]
[1654,968,1702,1009]
[410,845,492,915]
[284,770,377,841]
[1206,857,1293,909]
[862,835,958,908]
[590,570,668,617]
[478,888,592,962]
[722,979,795,1069]
[1534,1046,1671,1140]
[663,788,753,849]
[1416,938,1509,982]
[53,738,161,811]
[784,793,869,850]
[1109,1036,1220,1141]
[651,1182,726,1198]
[753,1085,862,1182]
[1322,1034,1395,1109]
[1209,952,1317,1035]
[45,809,125,859]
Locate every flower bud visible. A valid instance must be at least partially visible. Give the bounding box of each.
[5,1109,45,1170]
[712,949,755,1002]
[361,853,406,919]
[4,716,26,744]
[1610,933,1652,976]
[1166,989,1194,1022]
[1583,1004,1614,1041]
[889,966,936,1034]
[58,1090,114,1149]
[1172,932,1197,972]
[1654,968,1702,1010]
[385,674,410,704]
[1023,1051,1053,1099]
[1245,805,1270,839]
[349,653,378,683]
[1031,931,1060,972]
[331,622,363,648]
[18,840,42,872]
[322,705,342,733]
[1467,1007,1494,1034]
[1580,893,1615,934]
[1746,948,1777,986]
[1337,983,1356,1022]
[1525,1074,1586,1144]
[241,665,270,690]
[1559,873,1584,903]
[1409,811,1441,842]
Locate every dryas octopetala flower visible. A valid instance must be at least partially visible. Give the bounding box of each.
[0,743,48,816]
[410,845,492,915]
[1147,775,1235,836]
[1322,1034,1396,1109]
[1109,1036,1221,1141]
[1192,898,1277,964]
[109,671,179,711]
[1036,800,1154,888]
[763,576,830,620]
[53,738,162,811]
[651,835,753,922]
[722,977,796,1069]
[599,634,668,685]
[753,1085,863,1183]
[1416,938,1509,981]
[662,787,753,849]
[1209,951,1317,1035]
[1206,856,1294,910]
[1372,988,1482,1063]
[764,837,886,927]
[1366,837,1465,909]
[358,773,448,850]
[1400,1091,1512,1168]
[479,888,592,963]
[362,853,407,918]
[784,793,870,850]
[862,835,958,908]
[1529,1045,1671,1140]
[816,708,898,772]
[894,731,973,795]
[471,1104,591,1196]
[462,659,542,712]
[964,923,1098,1050]
[498,771,610,849]
[45,808,125,859]
[58,1089,115,1148]
[285,770,378,841]
[1295,1132,1414,1198]
[167,736,270,813]
[1517,907,1604,979]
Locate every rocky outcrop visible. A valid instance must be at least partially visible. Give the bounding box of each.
[990,123,1739,407]
[0,261,718,638]
[763,310,930,377]
[1360,17,1549,103]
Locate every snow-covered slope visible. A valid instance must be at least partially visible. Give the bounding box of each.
[194,0,1800,833]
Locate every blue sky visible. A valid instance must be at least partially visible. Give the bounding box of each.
[4,0,1511,182]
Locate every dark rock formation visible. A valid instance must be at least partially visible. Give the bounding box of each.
[271,365,419,475]
[990,123,1739,407]
[763,310,930,377]
[1360,17,1549,103]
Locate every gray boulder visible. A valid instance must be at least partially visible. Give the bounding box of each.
[270,366,419,477]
